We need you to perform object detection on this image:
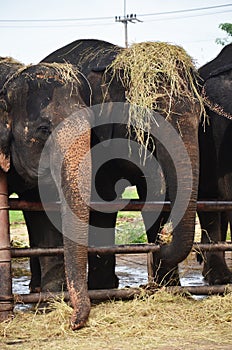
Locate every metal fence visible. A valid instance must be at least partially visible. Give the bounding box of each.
[1,171,232,321]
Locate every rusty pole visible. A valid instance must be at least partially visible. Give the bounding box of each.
[13,284,232,305]
[0,169,13,321]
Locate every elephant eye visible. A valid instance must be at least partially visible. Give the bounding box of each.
[36,125,51,140]
[38,125,50,132]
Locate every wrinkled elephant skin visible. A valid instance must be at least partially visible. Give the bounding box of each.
[198,43,232,285]
[42,39,201,287]
[0,61,92,328]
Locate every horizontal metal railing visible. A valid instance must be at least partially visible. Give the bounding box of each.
[1,197,232,321]
[8,198,232,212]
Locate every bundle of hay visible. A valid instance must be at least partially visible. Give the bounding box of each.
[1,62,82,91]
[109,41,204,145]
[34,62,82,86]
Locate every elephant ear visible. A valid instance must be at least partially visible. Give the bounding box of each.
[0,96,11,172]
[88,66,125,146]
[87,68,114,145]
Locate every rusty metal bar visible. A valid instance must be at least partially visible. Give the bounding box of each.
[197,201,232,212]
[166,284,232,295]
[10,242,232,258]
[8,199,59,211]
[91,200,232,212]
[5,197,232,315]
[193,242,232,252]
[11,244,160,257]
[8,199,232,212]
[11,247,64,257]
[0,170,13,321]
[13,284,232,305]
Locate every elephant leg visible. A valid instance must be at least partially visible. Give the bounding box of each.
[221,212,229,242]
[29,256,41,293]
[88,211,118,289]
[137,175,179,286]
[23,210,66,292]
[198,211,232,284]
[142,210,180,285]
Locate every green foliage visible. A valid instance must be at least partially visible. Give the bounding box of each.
[116,211,146,244]
[9,210,24,225]
[116,186,146,244]
[121,186,139,199]
[216,22,232,45]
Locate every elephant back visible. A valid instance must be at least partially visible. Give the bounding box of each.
[199,43,232,82]
[0,57,23,90]
[42,39,122,75]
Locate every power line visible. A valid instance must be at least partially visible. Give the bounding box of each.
[0,3,231,23]
[145,9,232,23]
[0,16,113,23]
[139,3,232,17]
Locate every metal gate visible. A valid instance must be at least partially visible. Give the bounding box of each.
[1,170,232,321]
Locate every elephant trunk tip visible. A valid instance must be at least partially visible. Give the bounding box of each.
[70,315,88,330]
[70,302,91,330]
[68,284,91,330]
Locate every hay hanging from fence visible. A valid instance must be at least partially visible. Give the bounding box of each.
[108,41,204,146]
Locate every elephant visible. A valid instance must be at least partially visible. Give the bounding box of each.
[0,59,93,328]
[41,39,201,289]
[198,43,232,285]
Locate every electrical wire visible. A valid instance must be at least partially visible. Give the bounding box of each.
[0,3,231,28]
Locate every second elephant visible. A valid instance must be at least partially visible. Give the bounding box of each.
[198,43,232,285]
[42,39,202,287]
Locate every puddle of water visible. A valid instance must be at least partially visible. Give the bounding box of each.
[13,276,30,295]
[116,253,206,291]
[12,252,207,310]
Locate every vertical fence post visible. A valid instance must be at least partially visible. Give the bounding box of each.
[0,169,13,321]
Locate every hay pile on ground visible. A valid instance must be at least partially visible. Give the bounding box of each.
[109,41,204,146]
[1,291,232,349]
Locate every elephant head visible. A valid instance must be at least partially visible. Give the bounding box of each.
[0,62,93,329]
[0,57,24,171]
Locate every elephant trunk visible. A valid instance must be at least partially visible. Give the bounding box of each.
[51,115,91,330]
[154,111,199,272]
[160,157,198,264]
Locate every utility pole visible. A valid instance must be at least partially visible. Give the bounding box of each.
[115,0,142,47]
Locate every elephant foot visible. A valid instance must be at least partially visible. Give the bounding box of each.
[88,271,119,290]
[203,253,232,285]
[88,254,119,290]
[154,263,180,287]
[41,265,67,292]
[29,285,42,293]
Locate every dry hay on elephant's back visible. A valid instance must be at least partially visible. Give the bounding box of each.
[0,57,22,65]
[1,62,84,95]
[108,41,205,147]
[36,62,83,86]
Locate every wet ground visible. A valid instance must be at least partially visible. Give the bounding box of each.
[11,220,232,307]
[117,252,207,289]
[12,252,207,296]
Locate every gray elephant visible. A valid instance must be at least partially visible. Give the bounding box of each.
[198,43,232,284]
[42,39,202,288]
[0,60,93,329]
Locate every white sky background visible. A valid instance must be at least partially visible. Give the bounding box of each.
[0,0,231,67]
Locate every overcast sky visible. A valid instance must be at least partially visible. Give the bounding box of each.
[1,0,232,67]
